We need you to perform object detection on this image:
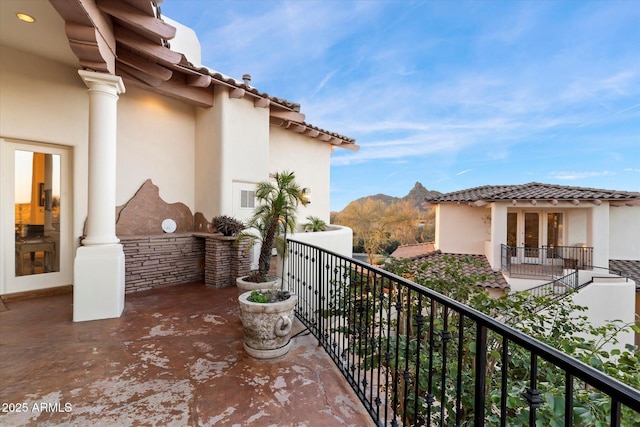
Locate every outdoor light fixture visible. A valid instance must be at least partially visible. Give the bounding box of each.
[16,13,36,23]
[302,188,311,205]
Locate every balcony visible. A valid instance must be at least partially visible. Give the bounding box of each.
[2,242,637,426]
[0,284,372,426]
[501,245,594,278]
[287,240,639,426]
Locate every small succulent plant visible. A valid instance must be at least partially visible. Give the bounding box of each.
[211,215,245,237]
[248,290,291,303]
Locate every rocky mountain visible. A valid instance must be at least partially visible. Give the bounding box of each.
[336,182,442,213]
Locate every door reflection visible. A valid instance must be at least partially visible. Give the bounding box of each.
[15,151,61,276]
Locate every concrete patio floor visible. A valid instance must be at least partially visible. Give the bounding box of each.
[0,283,374,426]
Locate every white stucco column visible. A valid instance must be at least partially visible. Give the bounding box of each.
[490,203,507,271]
[74,70,126,322]
[589,203,610,268]
[78,70,124,245]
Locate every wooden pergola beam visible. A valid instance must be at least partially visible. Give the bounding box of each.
[270,109,305,123]
[98,0,176,40]
[117,49,172,81]
[115,27,182,64]
[120,70,214,107]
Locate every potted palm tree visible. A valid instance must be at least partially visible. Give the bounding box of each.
[235,171,306,358]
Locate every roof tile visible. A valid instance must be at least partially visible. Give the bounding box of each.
[397,251,509,290]
[426,182,640,203]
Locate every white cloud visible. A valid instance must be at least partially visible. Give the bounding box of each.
[548,171,614,180]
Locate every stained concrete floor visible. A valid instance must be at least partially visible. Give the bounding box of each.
[0,283,374,426]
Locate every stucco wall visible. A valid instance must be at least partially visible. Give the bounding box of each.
[566,209,588,246]
[436,203,487,255]
[0,46,88,244]
[117,87,196,209]
[569,279,636,352]
[195,90,271,221]
[269,126,332,223]
[609,206,640,260]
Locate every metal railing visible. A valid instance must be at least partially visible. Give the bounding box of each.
[501,245,593,277]
[515,270,579,299]
[286,239,640,426]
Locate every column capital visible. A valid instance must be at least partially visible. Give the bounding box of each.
[78,70,125,95]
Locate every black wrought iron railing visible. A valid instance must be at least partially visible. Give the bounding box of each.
[513,270,579,300]
[286,239,640,426]
[501,245,594,277]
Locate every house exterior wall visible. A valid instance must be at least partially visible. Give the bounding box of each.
[566,208,588,246]
[569,279,636,352]
[435,203,487,255]
[589,203,610,268]
[195,89,270,222]
[117,87,196,209]
[269,126,332,223]
[0,46,88,245]
[609,206,640,260]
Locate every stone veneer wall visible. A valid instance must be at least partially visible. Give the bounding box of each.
[120,234,205,293]
[204,235,252,288]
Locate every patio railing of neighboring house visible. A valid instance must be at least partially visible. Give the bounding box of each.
[501,244,594,278]
[512,270,579,299]
[286,239,640,426]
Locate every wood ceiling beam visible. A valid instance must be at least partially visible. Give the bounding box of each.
[229,88,245,99]
[115,27,182,64]
[186,74,212,88]
[50,0,117,73]
[120,70,214,107]
[254,98,270,108]
[117,49,172,81]
[117,63,163,87]
[98,0,176,40]
[122,0,158,16]
[270,109,305,123]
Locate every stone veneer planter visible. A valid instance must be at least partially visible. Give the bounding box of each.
[238,290,298,359]
[202,234,251,288]
[120,234,204,293]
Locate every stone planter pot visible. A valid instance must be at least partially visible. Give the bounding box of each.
[236,276,279,296]
[238,290,298,359]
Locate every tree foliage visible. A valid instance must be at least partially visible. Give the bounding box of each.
[334,198,434,262]
[330,256,640,425]
[237,171,305,282]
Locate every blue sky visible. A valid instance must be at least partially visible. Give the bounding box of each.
[161,0,640,211]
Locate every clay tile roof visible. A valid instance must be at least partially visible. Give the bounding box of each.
[390,242,436,259]
[405,251,509,290]
[426,182,640,203]
[609,260,640,289]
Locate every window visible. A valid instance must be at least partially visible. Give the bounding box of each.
[241,190,255,209]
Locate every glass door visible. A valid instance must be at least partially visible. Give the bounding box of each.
[524,212,540,262]
[1,140,72,294]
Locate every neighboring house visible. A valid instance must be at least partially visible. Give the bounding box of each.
[425,182,640,347]
[0,1,357,321]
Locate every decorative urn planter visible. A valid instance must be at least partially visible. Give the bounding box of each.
[237,290,298,359]
[236,276,279,296]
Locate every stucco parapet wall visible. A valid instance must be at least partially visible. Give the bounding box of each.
[288,225,354,258]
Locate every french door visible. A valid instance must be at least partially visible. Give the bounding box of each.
[1,139,72,294]
[507,210,564,264]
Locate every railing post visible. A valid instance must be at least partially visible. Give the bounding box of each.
[474,324,487,427]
